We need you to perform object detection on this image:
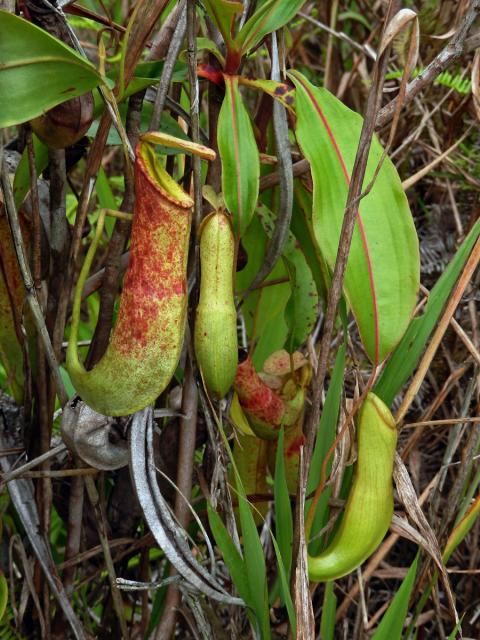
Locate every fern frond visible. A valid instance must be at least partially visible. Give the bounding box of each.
[385,68,471,95]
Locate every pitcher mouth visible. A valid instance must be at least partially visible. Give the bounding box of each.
[136,141,194,209]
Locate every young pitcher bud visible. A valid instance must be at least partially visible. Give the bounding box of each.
[234,353,303,439]
[194,212,238,398]
[234,353,286,439]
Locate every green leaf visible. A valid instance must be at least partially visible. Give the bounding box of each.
[236,0,306,53]
[235,464,271,638]
[108,59,188,99]
[207,504,250,604]
[375,219,480,405]
[0,10,102,127]
[371,554,419,640]
[257,202,318,349]
[320,581,337,640]
[239,77,296,112]
[443,494,480,564]
[270,533,296,637]
[95,167,117,211]
[290,71,420,364]
[95,167,118,236]
[13,133,49,209]
[236,216,290,369]
[291,182,329,301]
[218,420,270,636]
[283,253,317,351]
[0,571,7,621]
[306,343,345,555]
[274,429,293,581]
[447,618,464,640]
[134,59,187,83]
[218,75,260,237]
[193,37,225,66]
[202,0,244,48]
[89,103,189,149]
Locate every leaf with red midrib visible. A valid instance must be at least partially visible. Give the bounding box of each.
[235,0,306,55]
[289,71,419,364]
[218,75,259,238]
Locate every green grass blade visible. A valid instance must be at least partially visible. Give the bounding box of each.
[446,618,463,639]
[207,503,250,604]
[375,219,480,405]
[306,343,346,554]
[237,481,271,639]
[371,554,418,640]
[320,581,337,640]
[212,417,270,637]
[274,429,293,582]
[271,533,296,637]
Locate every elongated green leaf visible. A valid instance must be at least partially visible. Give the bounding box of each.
[290,71,420,364]
[375,219,480,405]
[218,75,260,237]
[306,343,345,555]
[408,494,479,636]
[371,554,418,640]
[270,534,296,637]
[274,430,293,581]
[203,0,243,48]
[320,581,337,640]
[219,421,270,637]
[257,202,318,349]
[236,467,271,639]
[443,493,480,564]
[0,11,102,127]
[236,0,306,53]
[108,59,188,98]
[207,504,250,603]
[447,619,464,640]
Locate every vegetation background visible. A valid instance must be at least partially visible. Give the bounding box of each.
[0,0,480,639]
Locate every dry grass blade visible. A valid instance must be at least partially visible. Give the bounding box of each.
[376,0,480,128]
[83,475,129,638]
[293,448,315,639]
[9,534,46,637]
[402,128,472,190]
[472,48,480,119]
[393,454,458,623]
